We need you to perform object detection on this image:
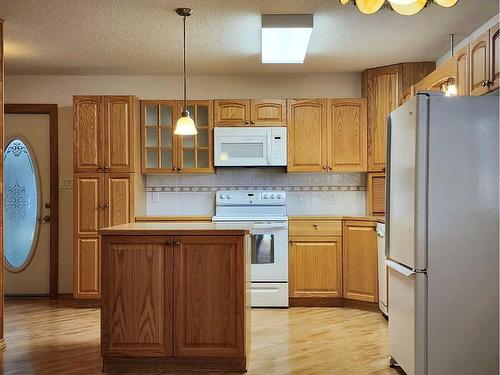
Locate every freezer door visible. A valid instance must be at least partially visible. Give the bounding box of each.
[387,94,428,270]
[387,260,427,375]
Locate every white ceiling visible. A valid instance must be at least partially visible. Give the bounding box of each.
[0,0,498,75]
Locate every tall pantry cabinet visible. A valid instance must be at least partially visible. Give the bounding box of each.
[73,96,145,300]
[362,62,434,216]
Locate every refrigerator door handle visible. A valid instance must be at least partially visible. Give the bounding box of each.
[386,259,415,277]
[385,114,392,258]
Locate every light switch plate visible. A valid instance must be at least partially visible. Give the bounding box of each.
[59,177,73,189]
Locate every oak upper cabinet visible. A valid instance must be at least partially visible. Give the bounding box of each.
[365,65,401,172]
[74,96,103,172]
[366,172,385,217]
[142,100,213,173]
[174,236,245,357]
[214,99,251,126]
[454,45,470,96]
[364,63,434,172]
[287,99,327,172]
[250,99,286,126]
[327,98,367,172]
[470,30,490,96]
[103,96,137,172]
[289,237,343,299]
[490,23,500,91]
[74,95,138,173]
[343,220,378,303]
[214,99,286,126]
[101,236,173,357]
[288,218,343,304]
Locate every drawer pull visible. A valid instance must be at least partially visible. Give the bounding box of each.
[313,224,318,229]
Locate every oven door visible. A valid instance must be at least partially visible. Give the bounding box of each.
[214,128,269,166]
[251,223,288,282]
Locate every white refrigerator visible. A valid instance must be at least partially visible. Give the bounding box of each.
[386,92,499,375]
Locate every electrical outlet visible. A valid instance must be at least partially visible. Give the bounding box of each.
[327,191,335,205]
[297,193,305,206]
[152,192,160,203]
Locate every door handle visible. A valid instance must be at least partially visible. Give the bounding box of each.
[386,259,415,277]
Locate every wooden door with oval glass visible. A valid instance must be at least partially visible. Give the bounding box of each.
[176,100,213,173]
[4,114,51,296]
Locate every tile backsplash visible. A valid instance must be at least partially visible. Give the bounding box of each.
[146,168,366,217]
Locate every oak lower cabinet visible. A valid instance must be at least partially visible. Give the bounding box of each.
[289,237,343,299]
[342,220,378,303]
[101,232,250,373]
[73,172,139,299]
[288,218,343,306]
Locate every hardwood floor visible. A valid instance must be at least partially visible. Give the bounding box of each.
[0,300,400,375]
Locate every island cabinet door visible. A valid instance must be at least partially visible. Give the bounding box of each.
[173,236,245,358]
[101,236,174,357]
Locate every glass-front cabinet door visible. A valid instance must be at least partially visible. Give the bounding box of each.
[142,101,178,173]
[141,100,213,173]
[177,100,213,173]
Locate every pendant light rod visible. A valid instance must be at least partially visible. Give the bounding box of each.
[450,33,454,58]
[175,8,193,114]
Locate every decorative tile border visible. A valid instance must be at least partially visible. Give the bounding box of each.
[146,185,365,192]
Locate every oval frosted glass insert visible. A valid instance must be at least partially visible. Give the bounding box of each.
[4,139,39,270]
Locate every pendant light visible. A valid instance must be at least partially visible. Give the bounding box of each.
[174,7,197,135]
[441,34,458,96]
[340,0,459,15]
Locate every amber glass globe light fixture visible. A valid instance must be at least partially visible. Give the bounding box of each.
[339,0,458,15]
[174,7,197,136]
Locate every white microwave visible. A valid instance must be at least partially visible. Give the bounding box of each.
[214,127,287,166]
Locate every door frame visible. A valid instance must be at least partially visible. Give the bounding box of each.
[4,104,59,299]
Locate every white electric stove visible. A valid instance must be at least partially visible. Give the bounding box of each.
[212,190,288,307]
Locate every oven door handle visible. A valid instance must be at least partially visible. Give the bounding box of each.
[252,224,288,230]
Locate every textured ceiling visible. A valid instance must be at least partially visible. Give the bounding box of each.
[0,0,498,75]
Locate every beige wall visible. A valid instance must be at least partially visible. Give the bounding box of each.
[4,73,361,294]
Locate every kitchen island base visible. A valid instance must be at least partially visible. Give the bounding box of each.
[100,223,252,373]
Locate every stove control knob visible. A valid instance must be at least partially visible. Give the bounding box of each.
[270,194,275,199]
[219,194,224,199]
[263,193,269,199]
[277,193,283,200]
[226,194,231,200]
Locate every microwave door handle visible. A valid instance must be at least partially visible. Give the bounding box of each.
[267,131,272,165]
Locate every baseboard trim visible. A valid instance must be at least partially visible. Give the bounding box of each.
[73,298,101,308]
[289,297,379,312]
[5,294,50,300]
[103,356,247,373]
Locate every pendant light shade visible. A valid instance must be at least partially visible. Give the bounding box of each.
[389,0,427,15]
[355,0,385,14]
[174,7,197,136]
[176,110,197,135]
[434,0,458,7]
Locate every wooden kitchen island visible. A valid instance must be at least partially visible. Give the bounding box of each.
[99,222,252,373]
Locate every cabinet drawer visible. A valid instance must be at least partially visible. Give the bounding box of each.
[289,219,342,237]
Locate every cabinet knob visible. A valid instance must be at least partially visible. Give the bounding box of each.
[482,80,493,87]
[328,166,332,171]
[322,166,326,170]
[172,166,176,171]
[313,224,318,229]
[382,167,386,171]
[177,167,182,172]
[245,120,249,125]
[175,241,181,246]
[250,120,255,125]
[104,203,109,208]
[98,203,105,209]
[165,241,173,246]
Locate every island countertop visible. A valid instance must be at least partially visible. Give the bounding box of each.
[99,222,252,236]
